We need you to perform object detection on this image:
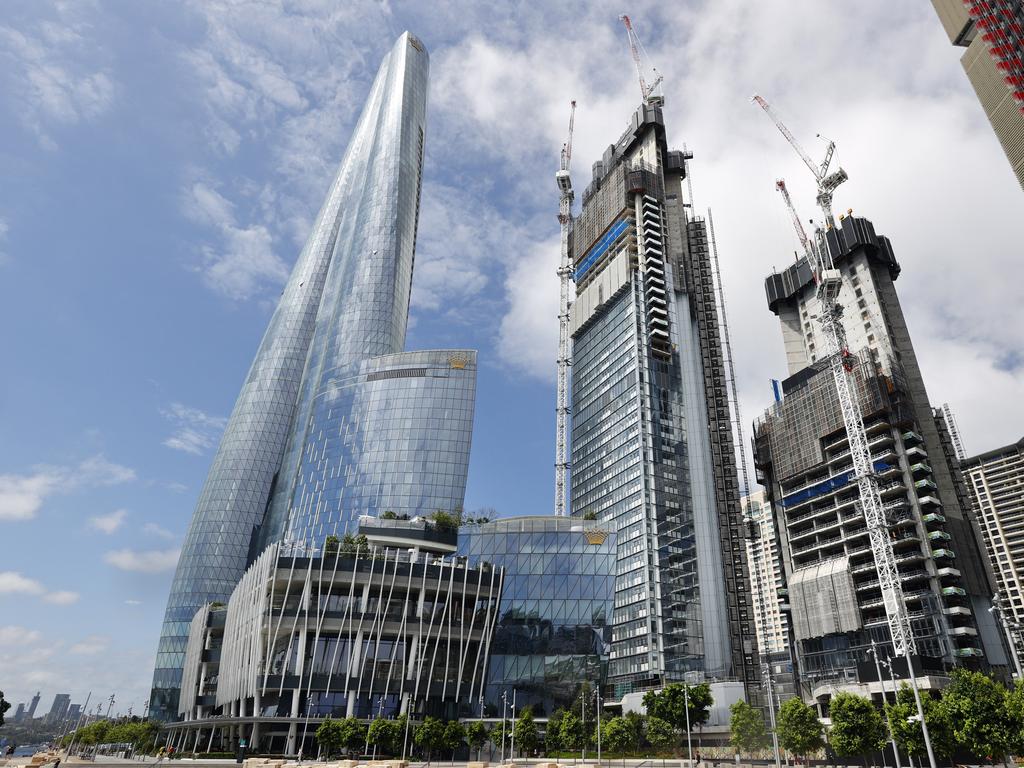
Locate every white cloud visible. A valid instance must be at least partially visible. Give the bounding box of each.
[43,590,79,605]
[0,625,42,646]
[496,237,561,382]
[0,571,79,605]
[89,508,127,534]
[160,401,228,455]
[124,599,142,606]
[0,6,116,149]
[0,454,135,522]
[104,548,181,574]
[70,635,109,655]
[143,522,177,540]
[182,181,289,301]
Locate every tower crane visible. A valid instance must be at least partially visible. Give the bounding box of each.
[753,95,848,227]
[768,173,938,768]
[619,15,664,106]
[554,100,576,518]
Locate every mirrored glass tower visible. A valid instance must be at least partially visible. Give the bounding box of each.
[150,33,477,721]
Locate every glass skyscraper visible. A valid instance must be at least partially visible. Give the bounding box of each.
[152,32,478,720]
[569,103,759,700]
[457,516,615,716]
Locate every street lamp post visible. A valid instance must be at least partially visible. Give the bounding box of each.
[902,651,937,768]
[594,689,601,767]
[510,689,517,760]
[500,690,508,764]
[298,694,313,762]
[762,663,782,768]
[869,640,901,768]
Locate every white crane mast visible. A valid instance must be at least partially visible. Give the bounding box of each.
[752,95,848,227]
[942,403,967,462]
[619,15,664,106]
[554,100,576,517]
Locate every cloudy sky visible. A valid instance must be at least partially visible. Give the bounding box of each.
[0,0,1019,716]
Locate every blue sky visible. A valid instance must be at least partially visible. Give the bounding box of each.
[1,0,1020,715]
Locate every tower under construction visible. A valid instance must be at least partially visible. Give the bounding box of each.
[568,99,759,700]
[753,214,1010,702]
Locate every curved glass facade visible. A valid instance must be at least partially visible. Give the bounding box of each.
[283,350,477,544]
[457,516,616,716]
[151,32,432,721]
[263,32,430,545]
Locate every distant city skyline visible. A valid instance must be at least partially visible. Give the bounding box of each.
[1,1,1021,711]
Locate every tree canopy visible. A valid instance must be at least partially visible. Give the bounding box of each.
[828,692,887,759]
[729,700,770,756]
[885,684,956,758]
[941,668,1013,759]
[645,716,678,754]
[643,683,713,730]
[776,697,824,758]
[414,716,447,760]
[513,707,539,755]
[465,721,489,758]
[367,716,405,756]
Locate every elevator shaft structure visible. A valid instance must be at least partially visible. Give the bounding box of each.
[555,100,576,517]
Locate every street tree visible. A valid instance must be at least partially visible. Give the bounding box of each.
[828,692,887,762]
[368,717,404,756]
[513,707,539,755]
[414,716,447,762]
[729,700,770,756]
[0,691,10,727]
[645,716,678,755]
[941,668,1013,759]
[1005,681,1024,755]
[776,698,824,759]
[885,685,955,759]
[443,720,465,760]
[600,716,634,754]
[643,683,713,731]
[465,721,489,760]
[316,718,344,758]
[559,710,585,752]
[623,711,646,754]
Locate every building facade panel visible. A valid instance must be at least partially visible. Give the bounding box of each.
[281,350,477,545]
[457,516,615,717]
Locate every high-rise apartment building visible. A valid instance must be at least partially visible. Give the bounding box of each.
[45,694,70,724]
[152,32,478,720]
[26,692,39,720]
[569,102,758,700]
[744,491,789,658]
[962,437,1024,664]
[931,0,1024,189]
[754,215,1007,702]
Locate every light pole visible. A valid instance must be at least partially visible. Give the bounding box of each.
[869,640,901,768]
[510,689,517,760]
[902,650,937,768]
[581,687,586,762]
[500,690,508,764]
[593,689,601,767]
[762,663,782,768]
[683,685,693,765]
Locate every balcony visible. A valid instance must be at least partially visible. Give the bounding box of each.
[910,462,933,476]
[928,531,952,542]
[943,606,972,617]
[932,548,956,559]
[902,430,923,445]
[923,512,946,525]
[918,494,943,507]
[941,586,967,597]
[915,479,938,492]
[954,647,984,657]
[950,626,978,636]
[936,566,961,579]
[905,446,928,460]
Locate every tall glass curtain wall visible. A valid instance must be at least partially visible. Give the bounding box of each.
[457,517,615,716]
[281,351,476,545]
[262,34,430,546]
[150,32,430,721]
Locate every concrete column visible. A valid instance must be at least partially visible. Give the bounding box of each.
[286,721,298,756]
